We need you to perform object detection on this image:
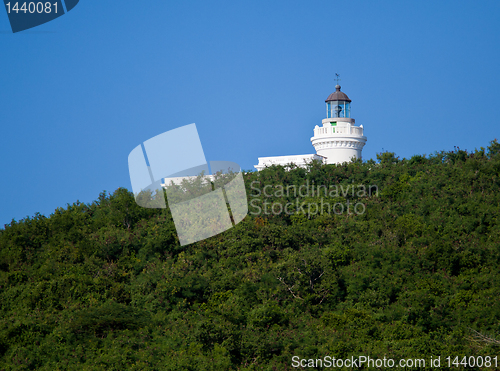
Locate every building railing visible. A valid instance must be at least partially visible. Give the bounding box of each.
[313,125,363,137]
[257,154,321,165]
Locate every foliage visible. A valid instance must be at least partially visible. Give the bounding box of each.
[1,139,500,369]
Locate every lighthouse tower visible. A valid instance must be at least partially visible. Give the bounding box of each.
[310,85,367,164]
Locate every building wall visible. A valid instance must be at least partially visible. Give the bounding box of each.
[254,154,324,171]
[310,121,366,164]
[316,147,362,164]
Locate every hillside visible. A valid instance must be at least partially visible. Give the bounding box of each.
[1,140,500,370]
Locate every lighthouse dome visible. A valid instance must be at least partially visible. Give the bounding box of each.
[325,85,351,102]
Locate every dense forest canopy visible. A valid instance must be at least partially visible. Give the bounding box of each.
[1,140,500,370]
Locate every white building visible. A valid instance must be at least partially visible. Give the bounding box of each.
[254,84,367,170]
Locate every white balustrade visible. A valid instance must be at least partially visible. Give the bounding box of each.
[313,125,363,137]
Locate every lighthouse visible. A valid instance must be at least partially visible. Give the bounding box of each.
[254,80,367,170]
[310,84,367,164]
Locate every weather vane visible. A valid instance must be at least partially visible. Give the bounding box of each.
[335,73,341,85]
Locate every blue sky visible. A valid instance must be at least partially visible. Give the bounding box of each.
[1,1,499,226]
